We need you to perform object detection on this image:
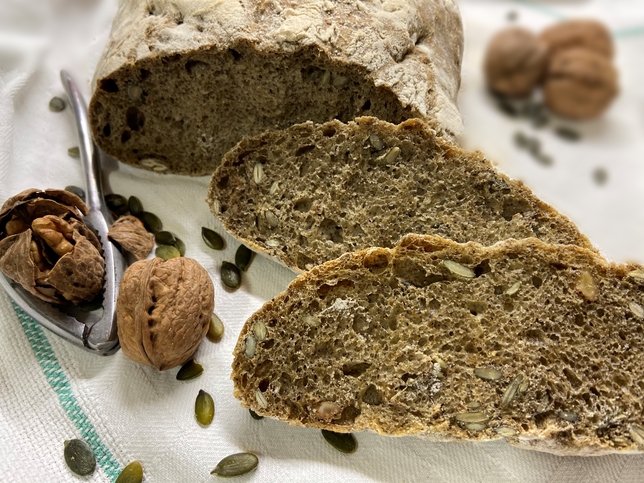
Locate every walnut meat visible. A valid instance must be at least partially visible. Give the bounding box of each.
[484,27,547,98]
[544,48,618,120]
[116,257,214,370]
[540,19,613,60]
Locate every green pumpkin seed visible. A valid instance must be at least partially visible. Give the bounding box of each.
[249,409,263,420]
[253,321,267,342]
[321,430,357,454]
[235,244,253,271]
[501,374,524,407]
[139,211,163,233]
[67,146,80,158]
[443,260,475,278]
[195,389,215,426]
[455,412,489,424]
[244,335,257,358]
[115,461,143,483]
[474,367,502,381]
[369,133,384,151]
[64,185,85,201]
[105,194,129,216]
[558,410,579,423]
[221,262,241,289]
[630,424,644,446]
[127,196,143,217]
[495,426,518,437]
[207,313,225,342]
[176,359,203,381]
[64,439,96,476]
[202,227,224,250]
[173,237,186,256]
[49,96,66,112]
[211,453,258,477]
[154,230,177,246]
[156,245,180,260]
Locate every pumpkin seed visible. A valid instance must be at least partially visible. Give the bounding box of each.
[474,367,502,381]
[383,146,400,164]
[253,321,267,342]
[221,262,241,289]
[115,461,143,483]
[321,430,357,454]
[466,401,481,410]
[253,163,264,184]
[627,270,644,281]
[64,439,96,476]
[629,302,644,319]
[255,389,268,409]
[435,357,448,370]
[555,126,580,141]
[612,436,629,447]
[320,70,331,87]
[49,96,66,112]
[495,426,518,437]
[333,75,349,87]
[265,210,279,228]
[501,374,524,407]
[369,133,384,151]
[235,245,253,271]
[505,281,521,296]
[455,412,489,424]
[630,424,644,446]
[518,380,529,394]
[105,194,129,216]
[207,313,225,342]
[465,423,487,431]
[173,237,186,256]
[443,260,475,278]
[156,245,180,260]
[244,335,257,358]
[249,409,264,420]
[265,239,281,248]
[155,230,177,246]
[202,227,224,250]
[68,146,80,158]
[593,167,608,186]
[558,410,579,423]
[127,85,143,102]
[176,359,203,380]
[211,453,258,477]
[127,196,143,217]
[195,389,215,426]
[139,211,163,233]
[269,181,279,195]
[64,185,85,201]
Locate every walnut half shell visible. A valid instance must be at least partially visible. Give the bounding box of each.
[116,257,214,370]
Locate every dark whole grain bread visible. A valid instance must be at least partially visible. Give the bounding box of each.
[231,234,644,455]
[207,117,595,272]
[88,0,463,175]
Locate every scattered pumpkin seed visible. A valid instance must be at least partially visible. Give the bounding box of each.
[176,359,203,381]
[629,424,644,446]
[221,261,241,289]
[465,423,487,431]
[202,227,224,250]
[383,146,400,164]
[555,126,580,141]
[64,439,96,476]
[269,181,279,195]
[156,245,180,260]
[115,461,143,483]
[253,163,264,184]
[211,453,259,477]
[64,185,85,201]
[255,389,268,409]
[501,374,524,407]
[235,245,253,271]
[173,237,186,256]
[105,193,129,215]
[466,401,481,410]
[139,211,163,233]
[505,281,521,296]
[49,96,66,112]
[195,389,215,426]
[321,430,357,454]
[244,335,257,358]
[455,412,489,424]
[253,321,267,342]
[474,367,502,381]
[629,302,644,319]
[495,426,518,437]
[127,196,143,217]
[207,313,225,342]
[67,146,80,158]
[369,133,384,151]
[576,270,599,301]
[155,230,177,246]
[249,409,263,420]
[593,167,608,186]
[443,260,475,278]
[558,410,579,423]
[265,239,281,248]
[264,210,279,228]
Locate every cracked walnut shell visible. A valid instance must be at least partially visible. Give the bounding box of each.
[116,257,214,370]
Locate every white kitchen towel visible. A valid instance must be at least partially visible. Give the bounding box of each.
[0,1,643,482]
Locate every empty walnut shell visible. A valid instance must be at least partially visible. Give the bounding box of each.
[540,19,614,60]
[116,257,214,370]
[544,48,618,120]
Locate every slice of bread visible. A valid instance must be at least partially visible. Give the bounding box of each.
[207,117,595,273]
[231,234,644,455]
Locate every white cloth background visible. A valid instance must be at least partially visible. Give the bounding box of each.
[0,1,643,482]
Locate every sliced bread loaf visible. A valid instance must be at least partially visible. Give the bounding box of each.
[89,0,463,175]
[207,117,594,272]
[231,234,644,455]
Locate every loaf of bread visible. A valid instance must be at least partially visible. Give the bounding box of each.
[232,234,644,455]
[207,117,594,272]
[89,0,464,175]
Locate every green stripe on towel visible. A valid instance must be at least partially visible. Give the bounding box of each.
[13,304,122,481]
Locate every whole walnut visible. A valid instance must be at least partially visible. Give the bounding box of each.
[0,188,104,304]
[544,48,618,120]
[484,27,547,98]
[540,19,613,60]
[117,257,214,370]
